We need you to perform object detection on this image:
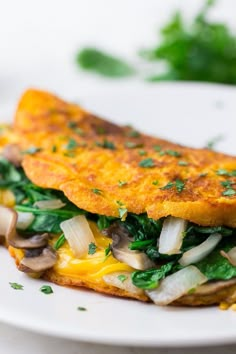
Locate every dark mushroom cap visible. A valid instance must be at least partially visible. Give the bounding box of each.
[18,246,57,273]
[106,222,155,270]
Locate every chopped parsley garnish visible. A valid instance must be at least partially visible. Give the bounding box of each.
[88,242,97,255]
[22,146,41,155]
[199,172,208,177]
[216,169,236,177]
[74,128,85,136]
[138,150,147,156]
[175,179,185,193]
[153,145,162,152]
[53,233,66,250]
[124,141,143,149]
[91,188,102,195]
[105,244,111,257]
[118,180,127,187]
[65,138,78,150]
[222,189,236,197]
[160,181,174,190]
[221,180,234,189]
[160,179,185,193]
[165,150,182,157]
[127,130,140,138]
[117,274,128,283]
[52,145,57,153]
[139,158,155,168]
[9,282,24,290]
[178,161,188,166]
[67,121,77,129]
[152,180,159,186]
[96,126,106,134]
[40,285,53,294]
[95,139,116,150]
[77,306,87,311]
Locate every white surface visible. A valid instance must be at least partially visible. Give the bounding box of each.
[1,84,236,348]
[1,0,236,352]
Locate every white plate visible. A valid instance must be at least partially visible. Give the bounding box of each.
[1,83,236,347]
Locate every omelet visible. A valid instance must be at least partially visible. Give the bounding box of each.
[2,88,236,307]
[14,89,236,227]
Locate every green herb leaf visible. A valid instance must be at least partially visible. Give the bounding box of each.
[178,161,188,166]
[139,158,155,168]
[117,274,127,283]
[40,285,53,294]
[104,244,111,257]
[126,130,140,138]
[175,179,185,193]
[95,139,116,150]
[222,189,236,196]
[165,150,181,157]
[88,242,97,255]
[160,181,175,190]
[65,138,78,150]
[76,48,135,77]
[124,141,143,149]
[9,282,24,290]
[152,180,159,186]
[77,306,87,311]
[131,263,173,289]
[138,150,147,156]
[118,180,127,187]
[22,146,41,155]
[91,188,102,195]
[53,233,66,250]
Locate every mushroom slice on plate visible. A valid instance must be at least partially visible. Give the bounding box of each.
[18,246,57,273]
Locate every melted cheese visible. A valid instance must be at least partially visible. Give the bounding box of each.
[52,221,133,283]
[9,220,133,283]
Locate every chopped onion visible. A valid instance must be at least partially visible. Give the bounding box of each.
[60,215,96,257]
[34,199,66,210]
[103,272,144,295]
[146,265,207,305]
[179,233,222,267]
[221,247,236,266]
[17,212,35,230]
[158,217,187,255]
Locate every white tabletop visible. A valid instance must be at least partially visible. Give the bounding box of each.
[1,0,236,352]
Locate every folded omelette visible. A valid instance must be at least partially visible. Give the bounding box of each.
[1,89,236,306]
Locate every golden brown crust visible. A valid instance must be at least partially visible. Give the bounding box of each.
[13,89,236,227]
[43,269,149,302]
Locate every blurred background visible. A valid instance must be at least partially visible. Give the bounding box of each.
[0,0,236,116]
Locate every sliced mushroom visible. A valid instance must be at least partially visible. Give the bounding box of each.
[9,233,49,249]
[2,144,23,167]
[193,278,236,295]
[18,246,57,273]
[106,222,155,270]
[0,205,48,248]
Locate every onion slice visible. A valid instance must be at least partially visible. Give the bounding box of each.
[34,199,66,210]
[17,212,35,230]
[221,247,236,266]
[179,233,222,267]
[103,271,144,295]
[158,217,187,255]
[146,265,207,305]
[60,215,96,257]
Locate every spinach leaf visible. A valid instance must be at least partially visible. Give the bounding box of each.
[132,263,173,289]
[76,48,135,78]
[196,240,236,280]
